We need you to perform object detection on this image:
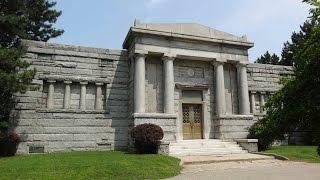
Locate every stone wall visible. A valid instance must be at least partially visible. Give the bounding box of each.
[247,63,294,92]
[14,40,129,154]
[213,115,254,140]
[247,63,294,120]
[145,57,164,113]
[133,113,177,141]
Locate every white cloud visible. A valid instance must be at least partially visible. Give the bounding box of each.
[144,0,168,8]
[221,0,310,29]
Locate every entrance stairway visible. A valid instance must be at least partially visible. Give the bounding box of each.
[169,139,247,156]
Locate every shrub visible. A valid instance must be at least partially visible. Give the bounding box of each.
[317,145,320,156]
[247,118,281,151]
[130,124,164,154]
[0,132,21,157]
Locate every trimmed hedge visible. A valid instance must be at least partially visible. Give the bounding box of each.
[130,124,164,154]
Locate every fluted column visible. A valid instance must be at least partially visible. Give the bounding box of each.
[214,61,226,116]
[80,82,88,110]
[237,63,250,115]
[47,80,56,109]
[250,91,256,114]
[134,54,146,113]
[95,82,103,110]
[260,92,266,113]
[163,56,175,114]
[63,81,72,109]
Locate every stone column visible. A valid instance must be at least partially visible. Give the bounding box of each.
[260,92,266,113]
[250,91,256,114]
[47,80,56,109]
[80,82,88,110]
[63,81,72,109]
[105,83,110,112]
[134,54,146,113]
[95,82,103,110]
[237,63,250,115]
[163,56,175,114]
[214,61,226,116]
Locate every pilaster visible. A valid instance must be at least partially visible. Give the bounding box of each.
[80,82,88,110]
[63,81,72,109]
[95,82,103,110]
[47,80,56,109]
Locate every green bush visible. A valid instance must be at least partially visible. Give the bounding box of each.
[0,132,21,157]
[248,120,275,151]
[130,124,164,154]
[317,145,320,156]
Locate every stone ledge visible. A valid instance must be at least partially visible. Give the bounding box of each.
[213,115,254,120]
[235,139,258,143]
[133,113,177,119]
[39,75,110,84]
[235,139,258,152]
[175,83,209,90]
[22,40,127,56]
[36,108,109,114]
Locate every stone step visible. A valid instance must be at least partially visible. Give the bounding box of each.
[170,146,243,151]
[178,154,275,165]
[169,139,247,156]
[170,150,247,156]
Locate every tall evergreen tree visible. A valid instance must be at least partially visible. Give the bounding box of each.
[279,0,320,66]
[0,0,63,135]
[255,51,280,65]
[249,0,320,150]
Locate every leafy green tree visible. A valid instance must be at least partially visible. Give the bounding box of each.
[0,0,63,135]
[255,51,280,65]
[249,0,320,150]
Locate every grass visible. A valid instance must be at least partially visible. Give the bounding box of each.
[264,146,320,163]
[0,151,181,180]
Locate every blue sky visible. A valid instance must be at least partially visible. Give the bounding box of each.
[51,0,311,62]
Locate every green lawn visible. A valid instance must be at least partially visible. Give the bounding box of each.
[264,146,320,163]
[0,151,181,180]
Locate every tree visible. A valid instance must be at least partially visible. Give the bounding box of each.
[0,0,63,136]
[279,1,320,66]
[255,51,280,65]
[249,0,320,150]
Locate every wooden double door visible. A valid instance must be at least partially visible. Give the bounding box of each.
[182,104,203,139]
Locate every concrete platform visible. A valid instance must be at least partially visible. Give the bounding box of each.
[177,153,274,165]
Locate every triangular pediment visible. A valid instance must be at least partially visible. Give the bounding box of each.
[133,22,251,44]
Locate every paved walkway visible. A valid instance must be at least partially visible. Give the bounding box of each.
[168,160,320,180]
[178,153,274,165]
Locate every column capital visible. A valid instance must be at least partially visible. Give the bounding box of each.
[250,91,257,94]
[162,56,175,62]
[80,81,88,85]
[64,81,72,84]
[213,61,225,66]
[47,79,56,83]
[95,82,104,86]
[236,62,249,68]
[260,91,267,95]
[134,53,147,59]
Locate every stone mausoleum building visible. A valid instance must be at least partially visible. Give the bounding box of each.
[15,21,293,155]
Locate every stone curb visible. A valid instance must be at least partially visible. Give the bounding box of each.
[179,156,274,165]
[253,152,289,161]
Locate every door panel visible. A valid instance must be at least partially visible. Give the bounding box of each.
[182,104,203,139]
